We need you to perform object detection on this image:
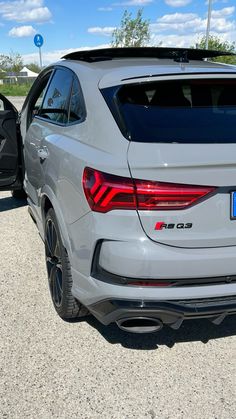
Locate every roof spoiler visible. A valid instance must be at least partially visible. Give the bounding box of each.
[62,47,236,63]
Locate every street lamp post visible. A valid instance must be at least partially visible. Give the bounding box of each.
[205,0,213,49]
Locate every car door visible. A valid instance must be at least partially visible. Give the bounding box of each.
[0,94,22,190]
[23,67,75,206]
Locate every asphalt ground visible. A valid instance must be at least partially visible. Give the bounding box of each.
[6,96,26,111]
[0,191,236,419]
[0,97,236,418]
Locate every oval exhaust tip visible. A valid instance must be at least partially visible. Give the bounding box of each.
[117,317,163,334]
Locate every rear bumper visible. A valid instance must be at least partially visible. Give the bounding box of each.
[88,295,236,328]
[98,239,236,280]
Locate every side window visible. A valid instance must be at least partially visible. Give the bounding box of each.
[39,68,73,124]
[27,70,53,127]
[34,86,47,112]
[68,77,85,123]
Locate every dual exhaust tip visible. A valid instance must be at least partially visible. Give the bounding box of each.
[117,317,163,334]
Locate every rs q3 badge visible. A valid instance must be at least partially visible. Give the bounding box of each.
[155,222,193,230]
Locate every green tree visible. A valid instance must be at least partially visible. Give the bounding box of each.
[111,9,150,48]
[0,51,23,72]
[0,69,6,79]
[194,35,236,64]
[9,52,23,72]
[27,63,41,74]
[0,55,8,70]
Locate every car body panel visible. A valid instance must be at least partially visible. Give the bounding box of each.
[71,267,236,308]
[98,59,236,88]
[128,142,236,248]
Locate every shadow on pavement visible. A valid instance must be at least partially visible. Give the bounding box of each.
[0,196,27,212]
[74,314,236,349]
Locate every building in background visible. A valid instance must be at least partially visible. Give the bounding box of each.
[0,66,39,84]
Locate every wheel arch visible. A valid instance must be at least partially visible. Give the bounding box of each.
[41,195,53,219]
[40,186,72,254]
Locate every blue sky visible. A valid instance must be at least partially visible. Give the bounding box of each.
[0,0,235,65]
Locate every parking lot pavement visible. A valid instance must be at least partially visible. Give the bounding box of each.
[0,191,236,419]
[6,96,26,111]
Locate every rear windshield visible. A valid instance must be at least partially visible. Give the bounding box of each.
[102,78,236,143]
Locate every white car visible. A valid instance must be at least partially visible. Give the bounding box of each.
[1,47,236,333]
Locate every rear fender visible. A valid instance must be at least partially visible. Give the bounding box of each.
[40,185,72,255]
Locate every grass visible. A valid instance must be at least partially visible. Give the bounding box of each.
[0,83,32,96]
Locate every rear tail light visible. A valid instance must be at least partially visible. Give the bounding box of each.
[83,168,136,212]
[83,167,215,213]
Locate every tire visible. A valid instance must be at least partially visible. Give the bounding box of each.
[44,208,88,319]
[11,189,27,199]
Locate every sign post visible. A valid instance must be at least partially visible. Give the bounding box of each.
[205,0,212,49]
[34,34,44,68]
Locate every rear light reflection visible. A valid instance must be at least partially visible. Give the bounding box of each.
[129,281,172,287]
[83,167,215,213]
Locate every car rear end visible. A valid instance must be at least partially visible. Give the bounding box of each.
[71,55,236,332]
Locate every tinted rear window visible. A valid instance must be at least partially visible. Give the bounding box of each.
[102,79,236,143]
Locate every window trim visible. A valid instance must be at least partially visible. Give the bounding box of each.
[67,74,87,126]
[35,65,87,127]
[25,67,54,129]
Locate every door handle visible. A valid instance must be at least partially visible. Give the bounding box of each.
[37,147,49,163]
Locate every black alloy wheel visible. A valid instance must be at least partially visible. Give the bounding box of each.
[44,208,89,319]
[45,216,63,308]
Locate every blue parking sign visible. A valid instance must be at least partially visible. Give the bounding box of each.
[34,34,44,48]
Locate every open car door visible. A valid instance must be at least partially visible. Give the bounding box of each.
[0,94,23,191]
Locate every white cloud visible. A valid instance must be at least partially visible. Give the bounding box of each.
[210,17,235,32]
[150,32,197,47]
[113,0,153,6]
[8,25,36,37]
[157,12,197,23]
[151,29,235,49]
[88,26,115,36]
[151,13,206,33]
[0,0,52,23]
[150,8,236,35]
[165,0,192,7]
[211,6,235,18]
[22,44,110,66]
